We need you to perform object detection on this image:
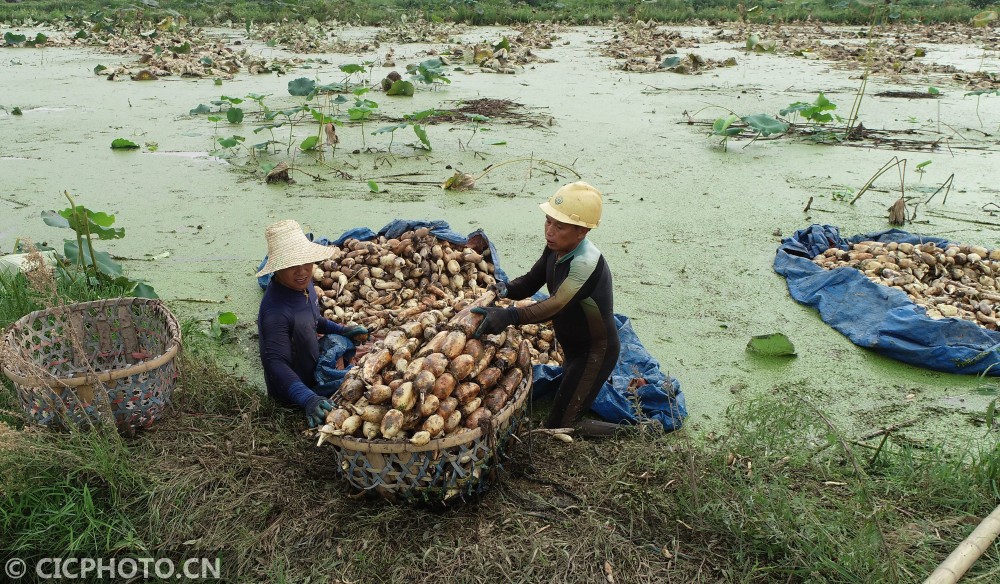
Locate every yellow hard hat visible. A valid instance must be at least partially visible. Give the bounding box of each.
[539,181,602,229]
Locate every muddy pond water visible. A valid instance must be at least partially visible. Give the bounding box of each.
[2,23,999,447]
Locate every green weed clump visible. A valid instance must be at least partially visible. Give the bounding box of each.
[0,0,987,26]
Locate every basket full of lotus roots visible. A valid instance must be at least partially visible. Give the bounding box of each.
[315,290,533,503]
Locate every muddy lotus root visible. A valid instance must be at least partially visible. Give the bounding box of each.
[320,292,542,443]
[813,240,1000,330]
[308,226,563,365]
[311,227,499,333]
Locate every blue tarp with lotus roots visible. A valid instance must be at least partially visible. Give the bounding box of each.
[774,223,1000,375]
[257,218,687,431]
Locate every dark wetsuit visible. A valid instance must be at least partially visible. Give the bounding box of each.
[257,279,350,413]
[505,238,621,431]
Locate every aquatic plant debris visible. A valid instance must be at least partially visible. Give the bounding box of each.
[746,333,797,357]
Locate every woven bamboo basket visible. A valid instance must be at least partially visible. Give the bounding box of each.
[1,297,182,433]
[325,365,532,504]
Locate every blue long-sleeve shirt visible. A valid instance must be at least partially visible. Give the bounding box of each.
[257,278,349,412]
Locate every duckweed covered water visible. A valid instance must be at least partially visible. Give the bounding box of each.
[2,23,998,448]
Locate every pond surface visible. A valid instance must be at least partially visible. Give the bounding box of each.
[2,22,998,446]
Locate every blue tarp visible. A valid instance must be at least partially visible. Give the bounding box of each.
[532,315,687,431]
[257,218,687,430]
[774,224,1000,375]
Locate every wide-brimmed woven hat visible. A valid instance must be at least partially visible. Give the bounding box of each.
[255,219,334,277]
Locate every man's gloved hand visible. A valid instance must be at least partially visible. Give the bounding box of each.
[343,325,369,344]
[472,306,517,338]
[306,398,334,428]
[491,280,508,298]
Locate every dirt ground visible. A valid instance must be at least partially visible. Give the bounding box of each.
[1,21,999,448]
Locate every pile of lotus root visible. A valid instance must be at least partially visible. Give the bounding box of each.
[813,240,1000,329]
[311,227,563,446]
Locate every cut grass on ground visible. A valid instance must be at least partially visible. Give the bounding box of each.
[2,357,999,582]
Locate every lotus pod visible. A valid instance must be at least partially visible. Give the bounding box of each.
[441,330,468,359]
[382,330,408,352]
[363,420,380,439]
[474,366,503,391]
[498,367,523,396]
[339,378,366,404]
[358,404,389,424]
[462,338,485,363]
[517,339,531,369]
[483,330,506,347]
[447,259,462,275]
[460,397,482,416]
[535,339,551,353]
[432,372,458,399]
[494,347,518,371]
[361,348,392,384]
[444,410,462,432]
[416,329,449,357]
[482,389,508,414]
[464,406,492,429]
[325,408,351,427]
[422,353,449,377]
[381,409,405,438]
[448,354,476,380]
[454,381,481,404]
[392,382,417,412]
[388,378,404,391]
[409,431,431,446]
[404,357,426,381]
[341,414,362,436]
[422,413,445,437]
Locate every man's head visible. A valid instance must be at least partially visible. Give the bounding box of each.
[539,182,602,254]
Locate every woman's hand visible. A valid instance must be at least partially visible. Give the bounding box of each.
[306,399,334,428]
[343,325,369,344]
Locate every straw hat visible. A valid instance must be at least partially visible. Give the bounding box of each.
[255,219,334,277]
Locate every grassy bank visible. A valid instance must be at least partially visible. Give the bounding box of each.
[3,368,1000,581]
[0,0,992,27]
[2,273,1000,582]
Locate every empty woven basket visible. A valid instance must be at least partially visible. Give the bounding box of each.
[1,297,182,433]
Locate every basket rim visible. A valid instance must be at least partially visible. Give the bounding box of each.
[1,297,182,389]
[326,366,531,455]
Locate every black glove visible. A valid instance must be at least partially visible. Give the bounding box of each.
[306,398,334,428]
[492,280,508,298]
[472,306,518,339]
[343,325,369,344]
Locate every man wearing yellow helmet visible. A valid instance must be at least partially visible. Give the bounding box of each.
[473,182,623,437]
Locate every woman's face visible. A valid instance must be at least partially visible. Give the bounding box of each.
[275,263,313,292]
[544,215,588,255]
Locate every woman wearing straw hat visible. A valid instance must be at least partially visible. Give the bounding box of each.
[472,182,625,438]
[256,220,368,427]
